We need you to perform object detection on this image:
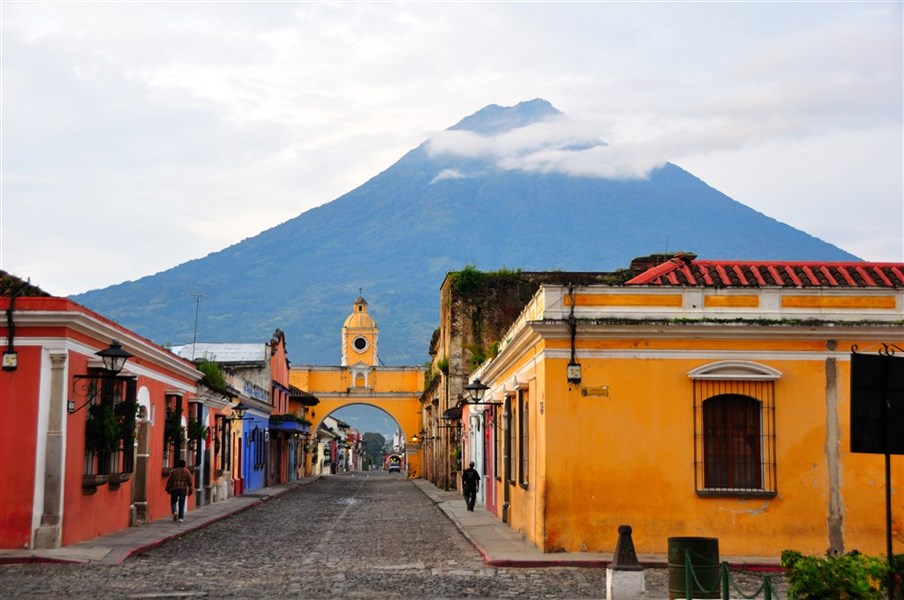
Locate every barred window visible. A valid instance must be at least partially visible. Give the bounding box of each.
[495,401,504,481]
[82,371,136,478]
[691,362,779,497]
[518,389,529,488]
[703,394,762,489]
[164,394,184,469]
[505,395,515,484]
[253,427,266,469]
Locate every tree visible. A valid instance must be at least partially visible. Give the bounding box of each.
[362,432,387,468]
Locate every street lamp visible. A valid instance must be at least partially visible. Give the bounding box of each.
[67,340,134,413]
[463,378,490,404]
[229,401,250,421]
[95,339,133,376]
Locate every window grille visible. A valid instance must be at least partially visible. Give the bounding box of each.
[495,402,504,481]
[504,396,514,484]
[214,415,229,473]
[121,378,137,474]
[253,427,266,468]
[519,389,529,488]
[164,394,183,469]
[83,372,136,477]
[188,401,203,469]
[694,379,776,496]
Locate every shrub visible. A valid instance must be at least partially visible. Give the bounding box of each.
[781,549,890,599]
[450,265,486,296]
[197,360,229,394]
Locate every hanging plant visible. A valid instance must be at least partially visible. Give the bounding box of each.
[114,397,139,441]
[85,403,119,453]
[164,405,184,446]
[187,417,208,442]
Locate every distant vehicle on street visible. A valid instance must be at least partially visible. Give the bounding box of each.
[387,454,402,473]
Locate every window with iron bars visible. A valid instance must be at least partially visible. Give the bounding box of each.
[518,389,529,489]
[694,379,776,497]
[82,372,137,478]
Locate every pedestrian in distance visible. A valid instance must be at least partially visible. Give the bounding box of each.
[461,461,480,511]
[165,459,194,522]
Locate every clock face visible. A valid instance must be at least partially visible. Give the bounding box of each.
[353,336,368,352]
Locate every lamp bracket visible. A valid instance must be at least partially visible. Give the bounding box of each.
[68,373,136,413]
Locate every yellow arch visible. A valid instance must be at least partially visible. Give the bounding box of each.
[291,366,425,476]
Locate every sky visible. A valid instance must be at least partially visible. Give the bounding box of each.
[2,1,902,297]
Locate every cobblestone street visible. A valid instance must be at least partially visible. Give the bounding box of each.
[1,472,784,599]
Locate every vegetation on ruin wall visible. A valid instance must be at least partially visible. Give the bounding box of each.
[444,265,635,371]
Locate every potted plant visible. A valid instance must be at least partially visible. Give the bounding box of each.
[85,402,118,453]
[108,396,139,489]
[162,405,184,475]
[83,402,118,493]
[187,417,208,444]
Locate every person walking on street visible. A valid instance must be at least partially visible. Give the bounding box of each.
[462,461,480,511]
[165,459,194,522]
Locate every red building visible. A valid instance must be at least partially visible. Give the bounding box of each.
[1,273,201,550]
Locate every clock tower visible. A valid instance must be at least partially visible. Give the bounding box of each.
[341,295,378,370]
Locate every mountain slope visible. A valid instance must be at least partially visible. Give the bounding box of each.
[72,100,858,365]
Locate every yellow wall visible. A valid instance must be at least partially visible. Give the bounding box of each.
[479,313,902,559]
[528,338,902,558]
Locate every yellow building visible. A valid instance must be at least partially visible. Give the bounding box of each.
[463,256,903,559]
[290,296,425,475]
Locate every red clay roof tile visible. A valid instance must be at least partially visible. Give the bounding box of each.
[626,257,904,288]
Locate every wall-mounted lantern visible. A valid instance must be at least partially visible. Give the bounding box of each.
[67,340,134,413]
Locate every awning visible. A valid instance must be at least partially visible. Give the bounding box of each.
[268,418,311,434]
[291,387,320,406]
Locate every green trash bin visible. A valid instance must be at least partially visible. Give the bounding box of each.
[667,536,720,599]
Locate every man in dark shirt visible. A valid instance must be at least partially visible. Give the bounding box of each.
[461,461,480,511]
[165,459,194,522]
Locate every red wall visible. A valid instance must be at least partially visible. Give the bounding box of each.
[1,296,200,548]
[0,346,42,548]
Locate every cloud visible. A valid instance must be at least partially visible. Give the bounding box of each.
[430,169,466,184]
[426,117,661,180]
[425,116,743,180]
[1,1,900,297]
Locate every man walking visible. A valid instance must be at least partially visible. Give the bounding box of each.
[165,459,194,522]
[462,461,480,511]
